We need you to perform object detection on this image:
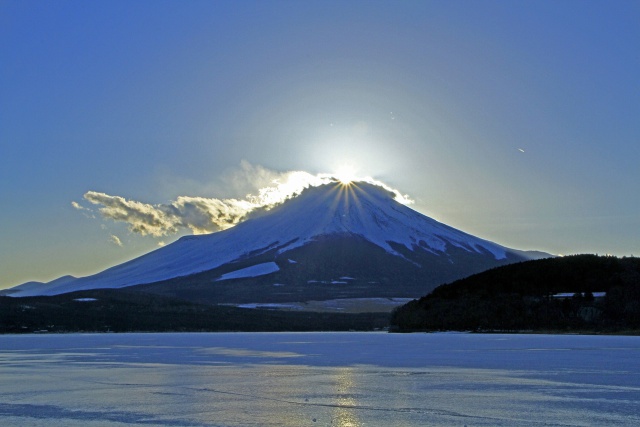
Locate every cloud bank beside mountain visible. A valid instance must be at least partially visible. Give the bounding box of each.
[73,163,412,240]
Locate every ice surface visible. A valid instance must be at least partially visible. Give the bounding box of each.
[228,297,414,313]
[1,333,638,427]
[10,182,515,296]
[215,262,280,281]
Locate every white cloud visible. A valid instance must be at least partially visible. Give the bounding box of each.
[168,196,258,234]
[360,177,414,205]
[71,200,95,218]
[109,235,123,247]
[78,163,413,238]
[84,191,179,237]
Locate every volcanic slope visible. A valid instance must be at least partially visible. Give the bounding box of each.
[6,181,545,302]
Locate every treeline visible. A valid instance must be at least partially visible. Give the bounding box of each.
[391,255,640,333]
[0,289,389,333]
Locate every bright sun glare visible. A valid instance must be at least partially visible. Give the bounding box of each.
[334,166,358,185]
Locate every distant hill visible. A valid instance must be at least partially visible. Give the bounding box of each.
[391,255,640,333]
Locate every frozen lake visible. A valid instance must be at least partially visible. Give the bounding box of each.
[1,332,639,426]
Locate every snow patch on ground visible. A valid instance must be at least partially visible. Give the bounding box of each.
[216,262,280,281]
[307,279,352,285]
[236,303,303,310]
[73,298,98,302]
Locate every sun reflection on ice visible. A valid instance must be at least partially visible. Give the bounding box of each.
[330,367,362,427]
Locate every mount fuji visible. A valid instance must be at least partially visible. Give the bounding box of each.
[5,181,548,303]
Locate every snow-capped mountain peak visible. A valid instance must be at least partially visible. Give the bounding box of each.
[7,181,530,297]
[235,181,507,259]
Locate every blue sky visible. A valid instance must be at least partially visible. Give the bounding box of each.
[1,0,639,290]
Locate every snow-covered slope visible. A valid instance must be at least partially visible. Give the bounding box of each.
[1,275,76,296]
[8,181,533,297]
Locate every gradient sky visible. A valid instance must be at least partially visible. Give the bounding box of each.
[2,0,639,290]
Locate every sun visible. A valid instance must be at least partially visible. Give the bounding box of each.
[334,165,358,185]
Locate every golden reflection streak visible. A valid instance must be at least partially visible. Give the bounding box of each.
[330,367,362,427]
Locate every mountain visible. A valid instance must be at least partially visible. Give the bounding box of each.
[5,181,548,303]
[1,275,77,296]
